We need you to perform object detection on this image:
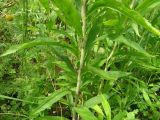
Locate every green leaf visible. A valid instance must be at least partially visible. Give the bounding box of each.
[74,107,98,120]
[103,19,119,26]
[1,38,77,57]
[51,0,82,35]
[101,95,111,120]
[113,111,127,120]
[131,23,140,37]
[89,0,160,36]
[84,94,104,107]
[35,116,70,120]
[85,19,100,53]
[39,0,50,12]
[136,0,160,13]
[115,36,154,57]
[30,88,70,116]
[87,64,131,81]
[0,95,34,104]
[142,89,154,109]
[92,105,104,116]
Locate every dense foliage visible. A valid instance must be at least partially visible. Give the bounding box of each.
[0,0,160,120]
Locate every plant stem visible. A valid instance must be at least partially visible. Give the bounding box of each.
[73,0,87,120]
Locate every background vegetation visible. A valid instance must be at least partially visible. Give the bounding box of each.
[0,0,160,120]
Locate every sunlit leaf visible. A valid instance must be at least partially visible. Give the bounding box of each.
[101,94,111,120]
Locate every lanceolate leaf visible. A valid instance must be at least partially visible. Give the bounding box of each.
[30,88,70,115]
[89,0,160,36]
[0,38,78,57]
[87,64,131,81]
[74,107,98,120]
[51,0,82,35]
[115,36,154,57]
[85,19,101,53]
[0,94,34,104]
[101,95,111,120]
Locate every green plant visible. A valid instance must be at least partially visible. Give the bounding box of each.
[0,0,160,120]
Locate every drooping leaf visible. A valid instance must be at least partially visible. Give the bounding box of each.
[1,38,78,57]
[30,88,70,116]
[51,0,82,35]
[101,95,111,120]
[74,107,98,120]
[89,0,160,36]
[87,64,131,81]
[115,36,154,57]
[0,94,34,104]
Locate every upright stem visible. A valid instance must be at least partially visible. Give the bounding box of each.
[73,0,87,120]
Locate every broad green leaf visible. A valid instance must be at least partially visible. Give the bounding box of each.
[89,0,160,36]
[136,0,160,13]
[0,95,34,104]
[101,95,111,120]
[30,88,70,115]
[87,64,131,81]
[35,116,69,120]
[51,0,82,35]
[74,107,98,120]
[115,36,154,57]
[84,94,105,107]
[1,38,77,57]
